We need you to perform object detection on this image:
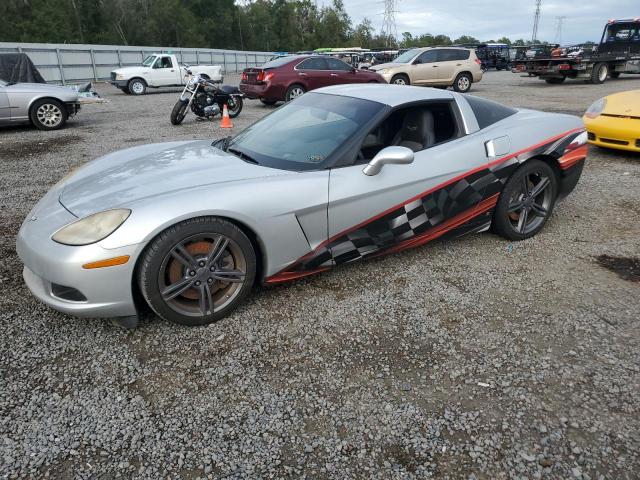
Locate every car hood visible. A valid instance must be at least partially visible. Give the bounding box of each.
[370,62,406,71]
[5,82,78,96]
[602,90,640,117]
[111,66,149,74]
[59,140,291,217]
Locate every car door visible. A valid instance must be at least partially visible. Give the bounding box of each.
[295,57,331,91]
[436,49,466,83]
[325,57,362,85]
[325,102,491,265]
[0,85,10,122]
[409,50,439,85]
[150,55,178,86]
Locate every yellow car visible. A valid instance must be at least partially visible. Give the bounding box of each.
[583,90,640,152]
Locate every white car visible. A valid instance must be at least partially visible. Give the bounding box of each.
[109,54,223,95]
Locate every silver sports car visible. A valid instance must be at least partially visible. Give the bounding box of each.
[0,79,81,130]
[17,85,588,327]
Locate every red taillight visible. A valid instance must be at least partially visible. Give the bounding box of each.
[256,71,265,81]
[256,70,273,82]
[241,72,247,81]
[474,59,481,65]
[558,63,571,70]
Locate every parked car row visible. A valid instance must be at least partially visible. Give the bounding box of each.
[239,47,483,104]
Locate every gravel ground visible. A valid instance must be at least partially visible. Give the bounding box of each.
[1,72,639,479]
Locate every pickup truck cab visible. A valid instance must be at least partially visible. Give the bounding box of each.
[110,54,223,95]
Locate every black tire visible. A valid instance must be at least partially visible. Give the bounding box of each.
[452,72,472,92]
[390,74,410,86]
[544,77,566,84]
[492,159,558,241]
[128,78,147,95]
[226,96,243,118]
[260,99,277,106]
[120,87,131,94]
[610,72,621,79]
[285,84,306,102]
[138,217,256,326]
[590,62,608,84]
[29,98,68,131]
[170,101,188,125]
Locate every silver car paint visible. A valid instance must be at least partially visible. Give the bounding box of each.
[16,84,584,319]
[0,82,78,124]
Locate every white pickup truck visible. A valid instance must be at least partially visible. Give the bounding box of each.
[109,53,223,95]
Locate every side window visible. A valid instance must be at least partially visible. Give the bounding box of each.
[455,49,471,61]
[464,95,517,129]
[155,56,172,68]
[326,58,352,71]
[298,57,328,70]
[415,50,438,64]
[356,103,460,162]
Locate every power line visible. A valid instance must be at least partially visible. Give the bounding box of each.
[531,0,542,43]
[554,16,567,45]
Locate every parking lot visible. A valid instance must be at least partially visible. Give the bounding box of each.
[1,72,639,479]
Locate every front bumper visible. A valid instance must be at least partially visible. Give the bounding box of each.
[16,196,143,318]
[65,102,81,117]
[109,80,129,88]
[583,115,640,153]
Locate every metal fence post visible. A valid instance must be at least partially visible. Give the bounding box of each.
[223,52,227,74]
[55,48,66,85]
[196,51,199,64]
[89,49,98,80]
[234,52,238,73]
[117,49,122,67]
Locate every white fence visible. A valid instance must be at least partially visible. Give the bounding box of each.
[0,42,274,84]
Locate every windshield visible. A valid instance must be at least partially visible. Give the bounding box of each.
[227,93,383,171]
[260,56,301,69]
[394,49,420,63]
[142,55,157,67]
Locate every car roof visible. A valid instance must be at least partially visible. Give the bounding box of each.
[313,84,455,107]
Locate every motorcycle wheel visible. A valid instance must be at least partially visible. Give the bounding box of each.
[227,97,243,118]
[170,101,189,125]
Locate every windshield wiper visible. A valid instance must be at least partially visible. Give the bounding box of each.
[227,147,259,165]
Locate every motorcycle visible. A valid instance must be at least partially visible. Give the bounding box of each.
[170,65,243,125]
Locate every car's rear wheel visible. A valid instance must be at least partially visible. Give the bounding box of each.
[138,217,256,326]
[492,160,558,241]
[590,62,608,84]
[260,99,277,106]
[128,78,147,95]
[30,98,67,131]
[390,74,410,85]
[452,73,472,92]
[285,84,306,102]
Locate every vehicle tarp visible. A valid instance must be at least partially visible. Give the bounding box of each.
[0,53,46,83]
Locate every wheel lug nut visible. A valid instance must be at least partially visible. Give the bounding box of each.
[210,266,215,271]
[189,271,196,276]
[199,261,205,267]
[207,278,213,283]
[195,281,201,286]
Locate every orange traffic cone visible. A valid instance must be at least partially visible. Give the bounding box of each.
[220,104,233,129]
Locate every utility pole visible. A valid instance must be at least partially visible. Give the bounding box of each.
[381,0,399,48]
[554,16,566,45]
[531,0,542,43]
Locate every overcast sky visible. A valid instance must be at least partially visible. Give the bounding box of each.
[326,1,638,45]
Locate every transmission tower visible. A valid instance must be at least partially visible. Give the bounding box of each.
[381,0,399,47]
[531,0,542,42]
[554,16,566,45]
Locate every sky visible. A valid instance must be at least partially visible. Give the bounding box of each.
[325,1,639,45]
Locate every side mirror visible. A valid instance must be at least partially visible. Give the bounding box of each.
[362,146,414,176]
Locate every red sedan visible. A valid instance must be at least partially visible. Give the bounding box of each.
[240,55,385,104]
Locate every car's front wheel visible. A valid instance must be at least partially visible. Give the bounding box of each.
[453,73,472,92]
[30,98,68,130]
[139,217,256,326]
[390,74,410,85]
[128,78,147,95]
[492,160,558,241]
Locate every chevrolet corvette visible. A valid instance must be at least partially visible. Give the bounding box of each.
[17,85,588,327]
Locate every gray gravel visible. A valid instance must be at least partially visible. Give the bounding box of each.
[1,72,639,479]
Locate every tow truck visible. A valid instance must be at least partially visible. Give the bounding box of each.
[513,19,640,84]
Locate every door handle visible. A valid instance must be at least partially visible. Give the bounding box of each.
[171,69,175,72]
[456,63,462,66]
[432,65,439,67]
[330,73,338,77]
[298,72,307,76]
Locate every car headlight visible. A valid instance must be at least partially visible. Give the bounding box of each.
[584,98,607,119]
[115,74,125,80]
[378,68,389,74]
[52,209,131,246]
